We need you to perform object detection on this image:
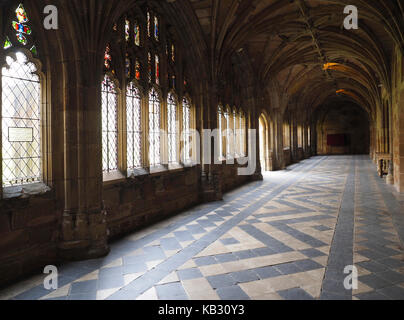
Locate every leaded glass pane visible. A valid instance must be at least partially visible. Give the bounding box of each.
[149,88,160,167]
[101,75,118,172]
[127,83,142,169]
[2,52,41,187]
[182,98,191,163]
[167,94,177,164]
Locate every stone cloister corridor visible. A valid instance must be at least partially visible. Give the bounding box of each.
[1,0,404,305]
[1,156,404,300]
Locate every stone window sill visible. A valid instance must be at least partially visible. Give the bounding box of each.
[1,182,51,200]
[103,171,126,186]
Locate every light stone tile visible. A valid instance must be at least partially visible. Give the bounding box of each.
[352,281,373,295]
[136,287,158,300]
[159,272,179,285]
[102,258,123,269]
[96,287,121,300]
[124,273,143,286]
[313,256,328,267]
[40,284,71,300]
[251,292,283,300]
[302,283,322,298]
[178,260,197,270]
[181,278,214,297]
[353,254,369,263]
[239,280,276,297]
[76,270,99,282]
[199,264,227,277]
[147,260,164,270]
[195,241,231,257]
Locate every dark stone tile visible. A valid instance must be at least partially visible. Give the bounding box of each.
[216,285,250,300]
[206,274,237,289]
[322,279,351,296]
[233,250,258,260]
[376,270,404,284]
[300,248,326,258]
[252,247,276,257]
[98,266,123,279]
[357,261,389,273]
[254,266,282,279]
[123,263,148,274]
[294,259,323,272]
[98,276,125,290]
[186,224,206,234]
[70,280,98,295]
[142,246,167,261]
[155,282,188,300]
[230,270,260,283]
[359,274,393,290]
[220,238,240,245]
[277,288,314,300]
[377,286,404,300]
[355,291,390,300]
[160,237,182,251]
[194,256,218,266]
[274,263,301,275]
[68,292,97,300]
[13,285,51,300]
[176,268,203,281]
[378,257,404,269]
[215,253,238,263]
[174,231,195,242]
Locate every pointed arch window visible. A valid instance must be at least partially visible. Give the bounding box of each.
[224,108,231,159]
[149,88,161,167]
[182,97,191,163]
[101,75,118,173]
[218,106,224,160]
[127,83,142,169]
[239,111,246,157]
[167,93,177,164]
[2,52,42,187]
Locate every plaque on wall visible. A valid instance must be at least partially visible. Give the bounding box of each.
[8,127,34,143]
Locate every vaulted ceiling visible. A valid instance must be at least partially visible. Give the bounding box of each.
[186,0,404,117]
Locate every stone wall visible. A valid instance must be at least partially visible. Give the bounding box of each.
[0,194,60,287]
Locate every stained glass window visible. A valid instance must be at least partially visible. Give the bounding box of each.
[134,21,140,46]
[148,52,152,83]
[2,52,41,187]
[182,98,191,163]
[125,19,130,42]
[167,94,177,164]
[135,59,141,80]
[127,83,142,169]
[101,75,118,173]
[155,55,160,85]
[104,44,112,70]
[149,88,161,167]
[154,16,159,41]
[147,11,151,38]
[125,54,131,78]
[171,44,175,63]
[4,37,12,49]
[13,4,30,46]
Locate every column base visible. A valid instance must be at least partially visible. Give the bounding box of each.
[58,240,110,261]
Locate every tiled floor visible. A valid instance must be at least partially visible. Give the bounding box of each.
[1,155,404,300]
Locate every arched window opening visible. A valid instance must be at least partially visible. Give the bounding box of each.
[218,105,224,160]
[149,88,161,167]
[182,97,191,163]
[126,83,142,170]
[259,114,268,172]
[167,93,177,164]
[2,52,41,187]
[101,75,119,173]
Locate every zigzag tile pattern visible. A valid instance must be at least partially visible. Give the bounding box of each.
[1,156,404,300]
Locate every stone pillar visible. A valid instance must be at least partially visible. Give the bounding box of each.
[273,112,285,170]
[58,57,109,260]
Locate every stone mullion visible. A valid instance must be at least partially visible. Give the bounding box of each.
[142,93,150,170]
